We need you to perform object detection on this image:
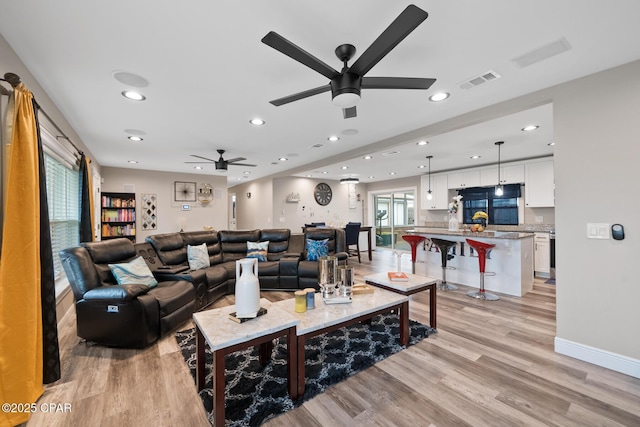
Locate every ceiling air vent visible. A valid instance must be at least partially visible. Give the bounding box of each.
[381,151,399,157]
[459,70,501,90]
[309,143,324,149]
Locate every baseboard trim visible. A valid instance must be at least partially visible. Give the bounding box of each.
[555,337,640,379]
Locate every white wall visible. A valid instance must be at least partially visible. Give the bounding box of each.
[553,60,640,364]
[272,177,365,230]
[230,178,274,230]
[101,167,228,241]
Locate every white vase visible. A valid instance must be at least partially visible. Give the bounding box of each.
[448,213,460,231]
[235,258,260,317]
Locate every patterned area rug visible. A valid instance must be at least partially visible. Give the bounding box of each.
[176,313,436,426]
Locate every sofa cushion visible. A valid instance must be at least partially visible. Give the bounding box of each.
[149,281,195,318]
[187,243,210,270]
[109,256,158,288]
[247,241,269,262]
[219,230,261,262]
[146,233,188,266]
[306,238,329,261]
[181,230,223,265]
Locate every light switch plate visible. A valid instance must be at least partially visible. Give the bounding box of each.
[586,223,610,239]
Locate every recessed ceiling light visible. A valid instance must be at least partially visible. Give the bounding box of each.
[418,165,426,169]
[328,136,340,142]
[341,166,349,170]
[389,172,397,175]
[522,125,539,131]
[416,140,428,146]
[279,157,288,161]
[363,155,373,160]
[306,174,312,177]
[194,166,203,170]
[127,160,138,164]
[429,92,449,102]
[249,118,265,126]
[128,136,143,142]
[322,171,329,174]
[547,142,555,146]
[236,177,243,181]
[470,155,481,159]
[121,90,146,101]
[243,171,251,174]
[368,176,375,179]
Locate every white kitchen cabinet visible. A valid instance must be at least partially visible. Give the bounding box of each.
[447,170,480,189]
[421,173,449,210]
[534,232,550,276]
[525,160,555,207]
[480,164,525,186]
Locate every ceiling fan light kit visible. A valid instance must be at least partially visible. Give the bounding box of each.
[340,177,359,184]
[185,149,257,171]
[262,4,435,119]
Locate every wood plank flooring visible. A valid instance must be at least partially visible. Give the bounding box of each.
[25,251,640,426]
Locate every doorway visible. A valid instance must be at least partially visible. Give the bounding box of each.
[228,193,237,230]
[372,189,415,251]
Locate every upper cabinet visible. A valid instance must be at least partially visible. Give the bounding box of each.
[525,160,554,207]
[480,164,525,186]
[447,170,480,189]
[421,173,449,210]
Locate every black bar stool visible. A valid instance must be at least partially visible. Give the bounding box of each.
[465,238,499,301]
[430,238,458,291]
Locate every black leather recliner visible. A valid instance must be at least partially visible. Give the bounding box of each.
[298,227,348,289]
[59,238,195,348]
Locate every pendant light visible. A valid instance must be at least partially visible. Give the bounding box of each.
[495,141,504,196]
[426,155,433,200]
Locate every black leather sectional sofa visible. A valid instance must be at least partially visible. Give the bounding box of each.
[60,227,347,348]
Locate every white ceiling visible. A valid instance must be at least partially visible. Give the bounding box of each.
[2,1,640,186]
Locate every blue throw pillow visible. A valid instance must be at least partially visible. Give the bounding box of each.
[306,238,329,261]
[247,241,269,262]
[109,256,158,288]
[187,243,210,270]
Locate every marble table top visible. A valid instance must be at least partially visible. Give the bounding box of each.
[192,298,298,351]
[363,272,438,293]
[270,288,409,336]
[408,227,534,240]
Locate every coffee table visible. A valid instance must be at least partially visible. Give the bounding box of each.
[192,298,299,426]
[271,288,409,398]
[364,272,438,328]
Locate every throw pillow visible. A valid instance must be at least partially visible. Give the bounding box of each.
[187,243,210,270]
[109,256,158,288]
[306,238,329,261]
[247,241,269,262]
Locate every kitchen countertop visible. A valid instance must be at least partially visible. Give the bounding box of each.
[408,227,534,240]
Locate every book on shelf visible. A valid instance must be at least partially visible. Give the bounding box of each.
[387,271,409,282]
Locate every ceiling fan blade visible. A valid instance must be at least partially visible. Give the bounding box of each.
[228,162,257,167]
[348,5,428,77]
[269,84,331,106]
[343,106,357,119]
[362,76,436,90]
[262,31,340,80]
[224,157,246,163]
[185,161,215,164]
[189,155,216,162]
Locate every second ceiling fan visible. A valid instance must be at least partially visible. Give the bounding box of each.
[262,4,436,119]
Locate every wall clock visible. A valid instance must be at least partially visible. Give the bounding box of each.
[314,182,332,206]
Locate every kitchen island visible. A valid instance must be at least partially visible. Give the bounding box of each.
[407,228,534,297]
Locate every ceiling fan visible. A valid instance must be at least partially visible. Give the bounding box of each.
[185,150,257,171]
[261,4,436,119]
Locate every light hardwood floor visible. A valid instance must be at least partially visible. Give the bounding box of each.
[26,250,640,426]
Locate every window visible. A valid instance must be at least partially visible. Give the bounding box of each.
[459,184,521,225]
[42,128,80,279]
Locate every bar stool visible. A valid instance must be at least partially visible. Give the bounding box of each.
[465,239,499,301]
[430,238,458,291]
[401,235,426,274]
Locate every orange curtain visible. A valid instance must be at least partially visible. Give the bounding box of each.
[0,83,44,427]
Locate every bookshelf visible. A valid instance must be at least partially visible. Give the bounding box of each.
[101,192,136,242]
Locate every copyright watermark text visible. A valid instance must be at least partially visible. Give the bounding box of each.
[2,402,72,413]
